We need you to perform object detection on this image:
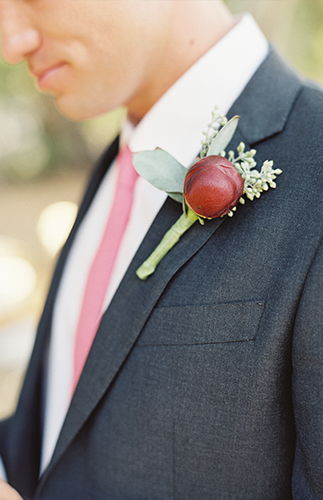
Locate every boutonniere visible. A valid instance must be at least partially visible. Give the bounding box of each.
[133,107,281,280]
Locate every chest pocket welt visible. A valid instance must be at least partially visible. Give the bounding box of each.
[137,300,265,346]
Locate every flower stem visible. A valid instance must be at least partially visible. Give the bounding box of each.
[136,208,199,280]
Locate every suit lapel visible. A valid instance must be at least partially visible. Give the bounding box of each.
[40,48,303,484]
[229,47,302,145]
[4,136,119,497]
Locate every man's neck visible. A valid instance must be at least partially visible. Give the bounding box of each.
[126,0,234,126]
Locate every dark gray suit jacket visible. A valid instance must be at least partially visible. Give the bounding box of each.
[1,48,323,499]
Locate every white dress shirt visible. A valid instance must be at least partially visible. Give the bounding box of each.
[0,13,269,480]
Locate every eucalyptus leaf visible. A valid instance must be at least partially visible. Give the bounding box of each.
[167,192,183,203]
[207,115,240,156]
[133,148,187,195]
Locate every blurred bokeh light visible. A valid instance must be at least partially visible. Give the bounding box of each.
[0,256,36,314]
[37,201,78,257]
[0,236,35,316]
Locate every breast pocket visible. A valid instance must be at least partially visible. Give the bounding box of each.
[136,300,265,346]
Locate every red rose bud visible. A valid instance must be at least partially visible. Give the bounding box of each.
[184,155,244,218]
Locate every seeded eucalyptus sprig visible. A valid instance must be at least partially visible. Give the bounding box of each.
[222,142,282,208]
[199,106,282,215]
[201,106,228,158]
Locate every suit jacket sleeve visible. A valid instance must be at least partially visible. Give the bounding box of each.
[292,235,323,498]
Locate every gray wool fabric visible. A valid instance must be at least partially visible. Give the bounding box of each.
[1,48,323,499]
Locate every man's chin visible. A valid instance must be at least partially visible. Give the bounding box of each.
[53,92,121,122]
[54,97,94,122]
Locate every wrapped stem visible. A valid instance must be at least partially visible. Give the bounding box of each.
[136,208,198,280]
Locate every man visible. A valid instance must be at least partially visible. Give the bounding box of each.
[0,0,323,498]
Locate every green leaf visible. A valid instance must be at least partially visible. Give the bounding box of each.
[133,148,187,196]
[207,115,240,157]
[167,192,183,203]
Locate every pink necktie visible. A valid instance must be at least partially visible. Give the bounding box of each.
[72,145,138,393]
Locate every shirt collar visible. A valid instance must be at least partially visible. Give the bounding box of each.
[126,13,268,168]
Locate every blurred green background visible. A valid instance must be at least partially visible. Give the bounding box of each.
[0,0,322,417]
